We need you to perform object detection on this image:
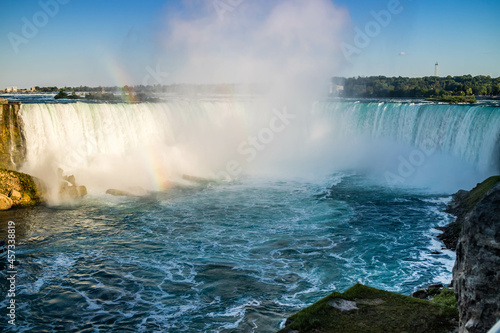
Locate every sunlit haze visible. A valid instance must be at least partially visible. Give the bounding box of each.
[1,0,499,88]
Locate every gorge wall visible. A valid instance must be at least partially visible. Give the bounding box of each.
[0,99,42,209]
[0,99,25,170]
[452,179,500,333]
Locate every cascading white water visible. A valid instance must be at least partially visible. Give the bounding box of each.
[311,101,500,171]
[19,99,276,195]
[18,100,500,196]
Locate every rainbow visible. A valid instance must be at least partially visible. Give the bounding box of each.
[101,52,137,103]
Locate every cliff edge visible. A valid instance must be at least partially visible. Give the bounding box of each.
[0,99,25,170]
[0,168,44,209]
[438,176,500,250]
[452,180,500,333]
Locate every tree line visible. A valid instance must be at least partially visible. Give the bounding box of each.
[42,83,264,102]
[34,84,264,95]
[333,75,500,98]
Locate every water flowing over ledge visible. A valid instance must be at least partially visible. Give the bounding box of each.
[312,101,500,171]
[15,100,500,195]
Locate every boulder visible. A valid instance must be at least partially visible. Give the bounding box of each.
[57,171,87,199]
[8,189,22,201]
[0,169,43,207]
[105,187,148,197]
[78,185,87,196]
[64,175,76,186]
[412,289,429,300]
[59,181,87,199]
[0,194,13,210]
[106,189,134,197]
[428,283,444,290]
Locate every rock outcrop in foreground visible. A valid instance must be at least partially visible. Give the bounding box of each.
[58,169,87,200]
[438,176,500,250]
[452,180,500,333]
[278,284,457,333]
[0,168,43,209]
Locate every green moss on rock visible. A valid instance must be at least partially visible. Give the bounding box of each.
[429,288,457,309]
[0,102,26,170]
[0,168,43,207]
[464,175,500,212]
[278,284,458,333]
[439,176,500,250]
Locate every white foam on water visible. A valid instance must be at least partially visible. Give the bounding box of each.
[67,286,102,311]
[3,173,476,332]
[22,253,77,293]
[206,299,261,330]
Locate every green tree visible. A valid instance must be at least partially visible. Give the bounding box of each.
[479,86,488,96]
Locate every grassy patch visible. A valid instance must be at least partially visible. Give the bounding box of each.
[429,288,457,309]
[278,284,458,333]
[464,176,500,212]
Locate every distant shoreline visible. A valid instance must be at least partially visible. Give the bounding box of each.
[1,93,500,107]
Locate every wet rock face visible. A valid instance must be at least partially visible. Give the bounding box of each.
[439,176,500,252]
[0,169,43,209]
[59,181,88,199]
[438,190,471,250]
[445,190,470,217]
[58,171,87,200]
[453,183,500,333]
[0,193,13,210]
[0,101,25,170]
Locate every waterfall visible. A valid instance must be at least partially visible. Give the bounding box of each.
[19,100,268,192]
[18,100,500,194]
[312,101,500,172]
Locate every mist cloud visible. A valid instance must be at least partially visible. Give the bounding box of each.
[160,0,350,98]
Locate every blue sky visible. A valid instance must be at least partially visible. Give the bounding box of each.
[0,0,499,88]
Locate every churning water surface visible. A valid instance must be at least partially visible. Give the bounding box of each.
[0,173,455,332]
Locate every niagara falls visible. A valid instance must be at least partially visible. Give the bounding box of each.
[1,1,500,332]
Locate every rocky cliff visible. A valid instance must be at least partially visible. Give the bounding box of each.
[0,99,25,170]
[0,168,43,208]
[0,99,45,209]
[452,181,500,333]
[438,176,500,250]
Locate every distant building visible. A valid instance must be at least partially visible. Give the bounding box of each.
[30,87,36,92]
[329,84,344,95]
[330,77,346,95]
[12,86,17,93]
[435,62,439,77]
